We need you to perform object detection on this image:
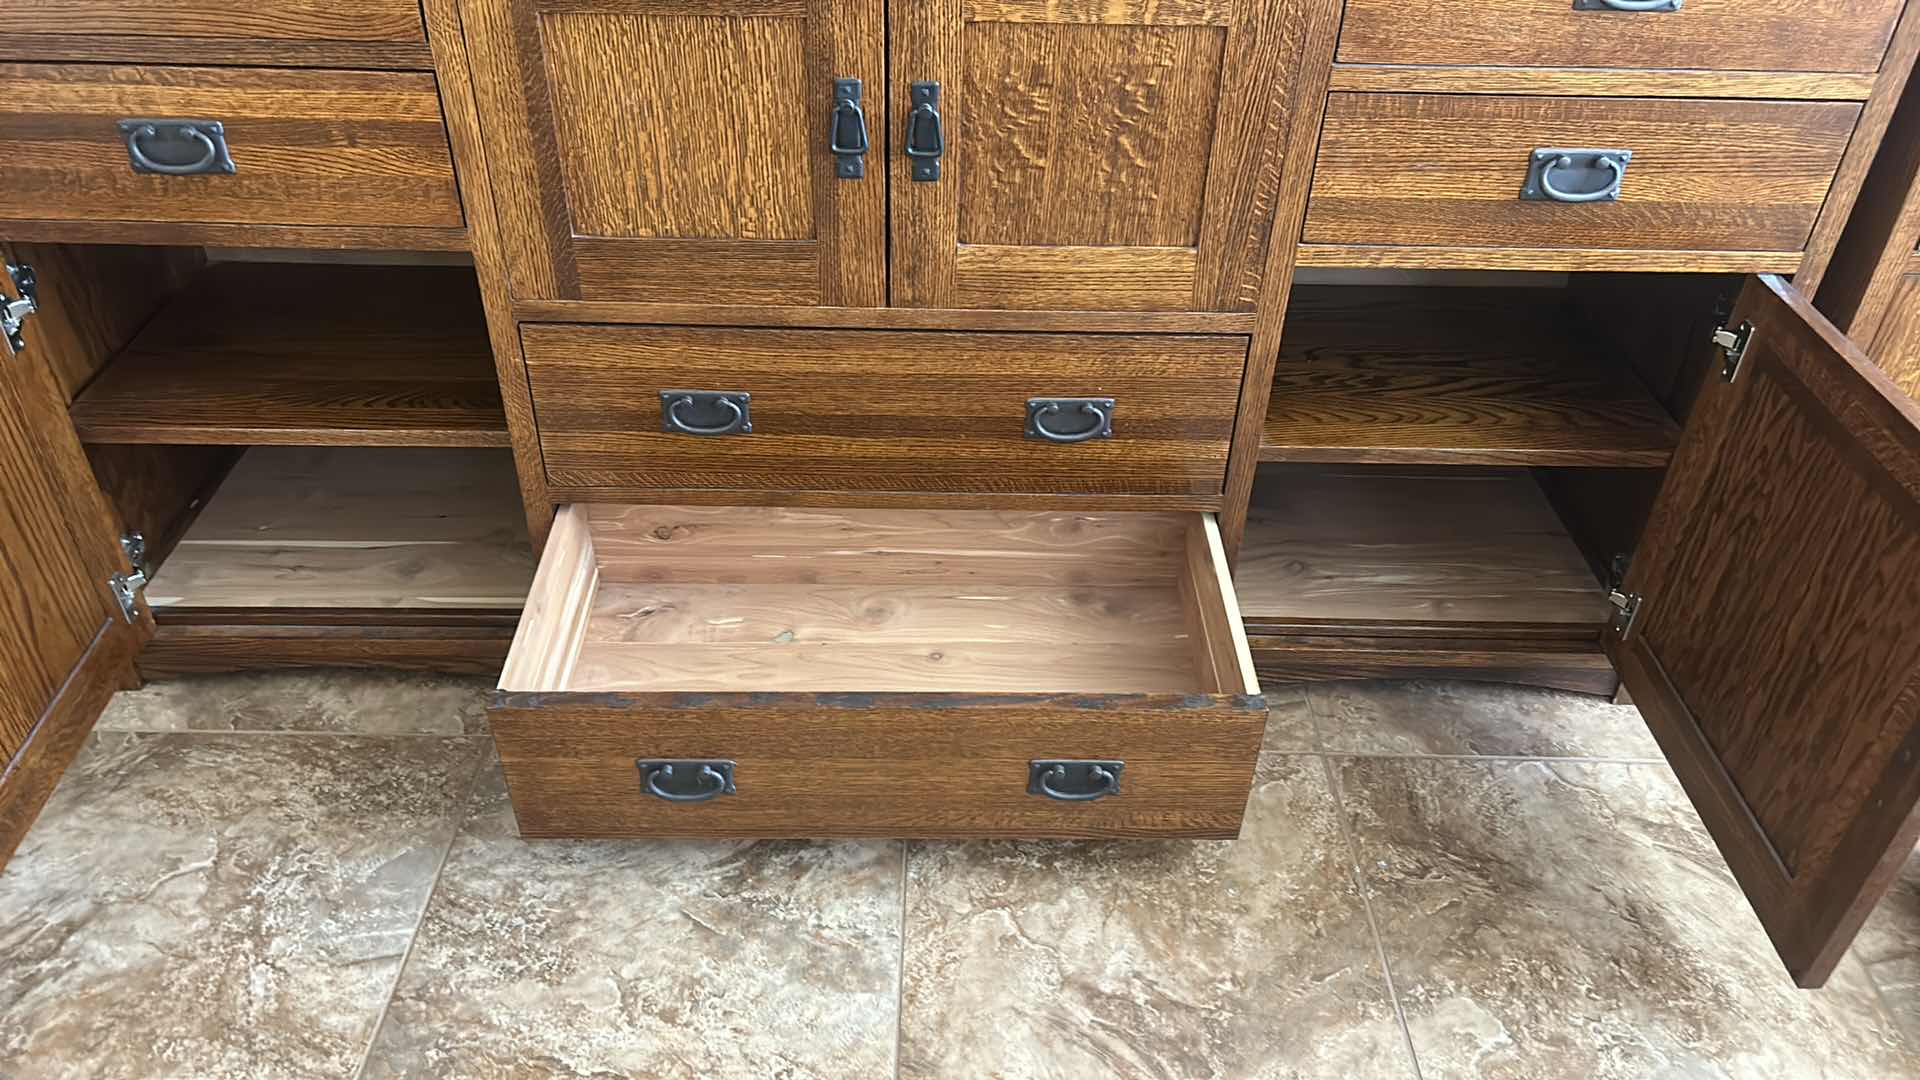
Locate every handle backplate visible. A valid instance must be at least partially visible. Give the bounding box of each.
[830,77,869,179]
[637,759,738,803]
[1026,397,1114,443]
[1573,0,1682,10]
[661,390,752,436]
[1520,147,1631,203]
[1028,759,1124,802]
[906,81,944,182]
[118,119,235,176]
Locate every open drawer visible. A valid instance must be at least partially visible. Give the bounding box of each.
[491,504,1265,839]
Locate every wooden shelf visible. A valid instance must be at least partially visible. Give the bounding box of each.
[70,262,507,447]
[1235,464,1608,631]
[147,446,535,611]
[1262,286,1680,467]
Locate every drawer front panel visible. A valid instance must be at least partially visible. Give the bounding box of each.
[1336,0,1904,74]
[0,64,463,230]
[522,326,1247,497]
[492,693,1265,839]
[1303,94,1859,255]
[0,1,429,67]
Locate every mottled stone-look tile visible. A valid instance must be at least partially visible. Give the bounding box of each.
[899,754,1412,1080]
[1310,680,1660,760]
[1338,757,1919,1080]
[359,757,902,1079]
[0,732,484,1080]
[1856,847,1920,1044]
[97,670,494,735]
[1262,682,1315,753]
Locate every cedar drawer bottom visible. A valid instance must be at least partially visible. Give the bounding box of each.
[0,63,463,231]
[521,325,1248,500]
[490,503,1265,839]
[1303,93,1860,259]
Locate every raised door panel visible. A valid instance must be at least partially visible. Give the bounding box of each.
[891,0,1327,311]
[1609,274,1920,988]
[462,0,885,306]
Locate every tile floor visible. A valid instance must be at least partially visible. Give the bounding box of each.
[2,672,1917,1079]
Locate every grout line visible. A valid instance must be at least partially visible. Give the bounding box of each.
[1321,754,1425,1080]
[1856,953,1920,1051]
[350,738,491,1080]
[892,842,910,1080]
[1259,748,1666,765]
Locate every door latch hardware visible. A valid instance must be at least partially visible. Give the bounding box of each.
[1028,759,1124,801]
[1713,319,1755,382]
[905,81,943,181]
[1607,588,1643,640]
[636,760,737,803]
[109,569,149,623]
[829,78,869,179]
[2,262,37,354]
[120,530,149,577]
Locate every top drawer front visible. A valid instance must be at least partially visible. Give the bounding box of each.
[1302,93,1859,256]
[0,64,463,232]
[1336,0,1904,74]
[0,1,430,68]
[522,326,1246,499]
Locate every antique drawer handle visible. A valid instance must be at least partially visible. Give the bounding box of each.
[638,760,737,803]
[905,81,943,182]
[829,78,869,179]
[1029,760,1124,802]
[661,390,752,436]
[1573,0,1682,10]
[118,119,235,176]
[1026,397,1114,443]
[1521,148,1631,204]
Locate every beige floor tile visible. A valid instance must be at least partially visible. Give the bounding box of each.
[1857,848,1920,1044]
[1311,680,1660,759]
[898,754,1414,1080]
[358,755,903,1079]
[1337,756,1920,1080]
[1262,683,1316,752]
[0,732,485,1080]
[97,670,493,735]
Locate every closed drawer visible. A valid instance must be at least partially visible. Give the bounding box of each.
[0,1,429,67]
[522,326,1247,499]
[1303,93,1859,255]
[0,64,463,231]
[1336,0,1904,73]
[491,504,1265,839]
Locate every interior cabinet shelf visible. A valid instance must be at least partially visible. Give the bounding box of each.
[1262,286,1681,467]
[69,262,507,447]
[1234,464,1608,631]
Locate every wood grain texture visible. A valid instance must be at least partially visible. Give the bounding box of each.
[1249,631,1616,696]
[1610,275,1920,988]
[461,0,884,305]
[508,298,1257,332]
[423,0,556,547]
[491,692,1265,838]
[1294,244,1807,272]
[497,504,597,692]
[1303,93,1859,255]
[1262,286,1680,466]
[1326,65,1879,101]
[68,263,504,447]
[85,444,241,574]
[0,1,430,69]
[1235,465,1607,626]
[1816,61,1920,344]
[0,64,463,231]
[1335,0,1904,73]
[0,219,469,252]
[1177,514,1259,694]
[894,0,1315,312]
[6,243,202,401]
[138,619,517,678]
[1867,274,1920,398]
[522,325,1245,496]
[148,447,536,611]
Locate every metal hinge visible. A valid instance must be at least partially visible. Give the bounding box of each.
[2,262,37,355]
[1607,588,1643,640]
[109,568,148,623]
[1712,319,1754,383]
[120,530,149,576]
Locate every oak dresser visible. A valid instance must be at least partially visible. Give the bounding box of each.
[1,0,1917,990]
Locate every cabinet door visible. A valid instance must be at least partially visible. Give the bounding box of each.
[1609,274,1920,988]
[0,259,153,869]
[462,0,885,306]
[889,0,1324,312]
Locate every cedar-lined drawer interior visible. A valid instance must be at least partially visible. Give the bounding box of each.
[521,325,1247,500]
[489,504,1265,839]
[0,63,463,231]
[1303,93,1860,256]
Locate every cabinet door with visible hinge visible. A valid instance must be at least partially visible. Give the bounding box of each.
[461,0,885,307]
[1609,274,1920,988]
[890,0,1333,312]
[0,254,153,871]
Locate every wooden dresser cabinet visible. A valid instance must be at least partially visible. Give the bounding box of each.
[1,0,1918,989]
